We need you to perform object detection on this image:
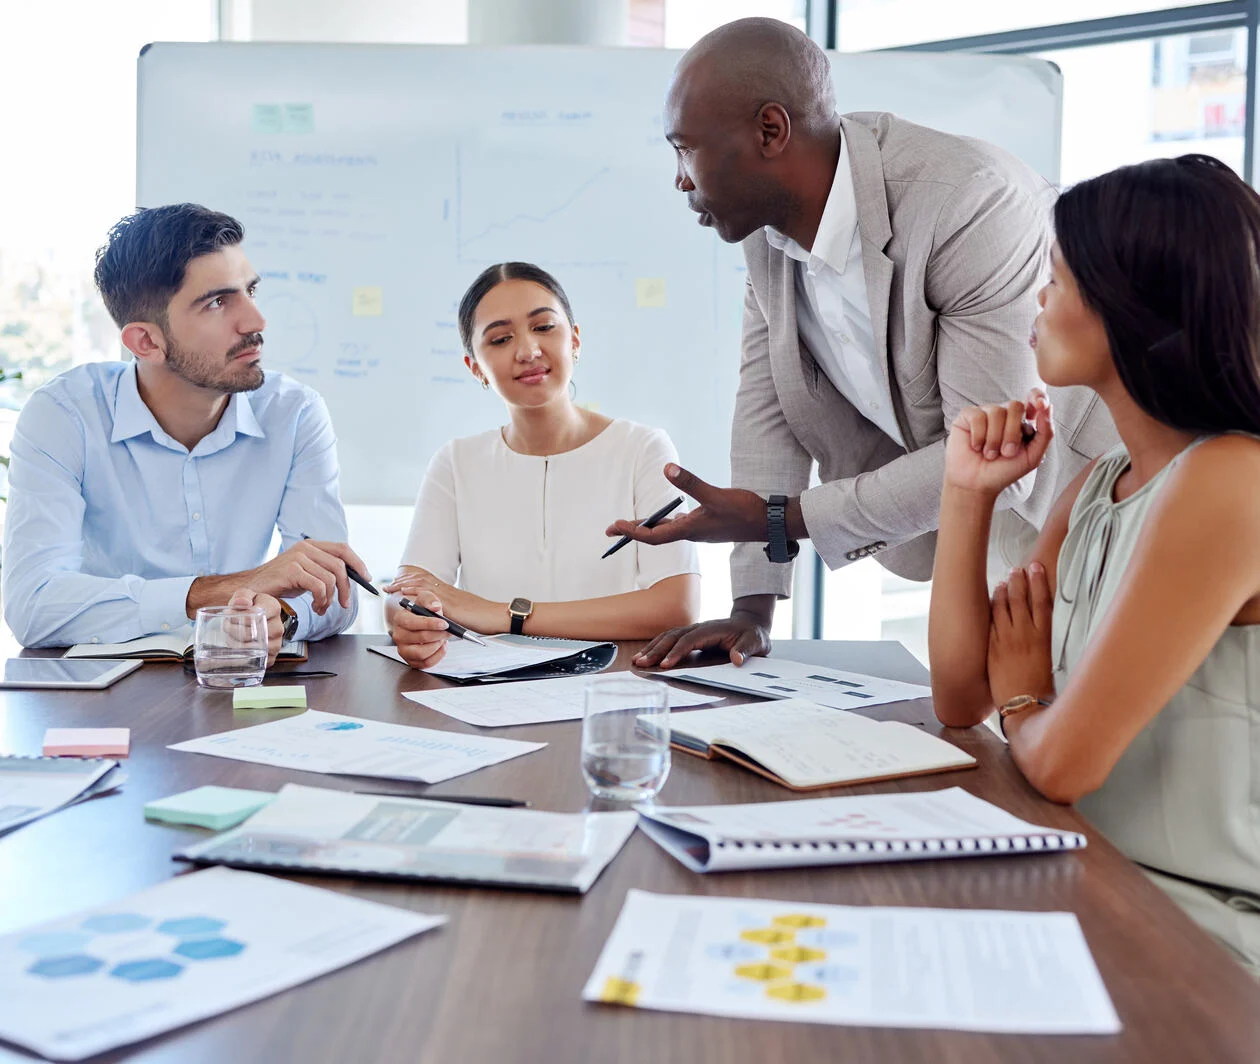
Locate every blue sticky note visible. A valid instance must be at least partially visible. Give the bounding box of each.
[252,103,283,135]
[283,103,315,134]
[144,786,275,831]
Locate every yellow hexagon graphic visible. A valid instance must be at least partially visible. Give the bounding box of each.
[599,977,641,1006]
[733,962,793,982]
[770,946,827,964]
[739,928,795,945]
[766,982,827,1003]
[771,914,826,930]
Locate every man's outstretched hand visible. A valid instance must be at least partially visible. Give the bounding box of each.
[633,608,773,670]
[606,464,773,546]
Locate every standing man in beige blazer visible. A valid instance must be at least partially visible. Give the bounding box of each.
[612,17,1115,668]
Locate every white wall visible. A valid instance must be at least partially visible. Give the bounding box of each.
[246,0,468,43]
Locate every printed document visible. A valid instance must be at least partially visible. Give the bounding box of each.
[585,890,1120,1035]
[0,756,123,835]
[181,783,637,893]
[669,657,930,710]
[0,866,443,1061]
[169,710,543,784]
[405,674,722,727]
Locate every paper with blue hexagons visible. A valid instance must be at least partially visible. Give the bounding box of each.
[0,867,444,1060]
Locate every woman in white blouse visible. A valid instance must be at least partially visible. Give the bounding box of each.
[384,262,701,666]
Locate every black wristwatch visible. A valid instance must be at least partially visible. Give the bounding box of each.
[763,494,800,564]
[508,597,533,635]
[279,600,299,642]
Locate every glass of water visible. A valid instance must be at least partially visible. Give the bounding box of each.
[581,677,670,803]
[193,605,268,689]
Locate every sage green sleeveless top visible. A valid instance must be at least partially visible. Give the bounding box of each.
[1053,439,1260,972]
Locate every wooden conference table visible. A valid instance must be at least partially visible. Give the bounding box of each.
[3,635,1260,1063]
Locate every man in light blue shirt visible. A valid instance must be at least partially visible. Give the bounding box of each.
[2,204,448,661]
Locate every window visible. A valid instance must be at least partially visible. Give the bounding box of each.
[631,1,807,49]
[0,0,218,404]
[833,0,1229,51]
[1039,29,1247,185]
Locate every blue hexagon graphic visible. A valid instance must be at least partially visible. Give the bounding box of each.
[110,958,184,982]
[28,954,105,978]
[18,931,92,956]
[81,913,151,934]
[156,916,227,937]
[174,937,245,960]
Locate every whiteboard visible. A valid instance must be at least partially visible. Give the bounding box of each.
[137,43,1060,505]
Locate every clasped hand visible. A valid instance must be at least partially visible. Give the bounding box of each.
[988,564,1055,708]
[945,389,1054,497]
[605,464,771,545]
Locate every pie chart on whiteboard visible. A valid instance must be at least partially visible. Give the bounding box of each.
[256,291,320,375]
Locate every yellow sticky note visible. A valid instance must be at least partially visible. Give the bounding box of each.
[635,277,667,308]
[352,286,384,317]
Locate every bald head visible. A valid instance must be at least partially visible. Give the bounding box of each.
[664,18,841,245]
[673,18,836,139]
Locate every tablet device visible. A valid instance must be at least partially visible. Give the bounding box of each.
[0,658,143,689]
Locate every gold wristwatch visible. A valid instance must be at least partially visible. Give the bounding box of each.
[998,694,1052,737]
[508,597,533,635]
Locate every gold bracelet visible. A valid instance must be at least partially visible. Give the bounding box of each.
[997,694,1051,737]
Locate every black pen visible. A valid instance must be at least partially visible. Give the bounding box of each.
[398,597,489,647]
[299,533,379,596]
[602,496,684,559]
[355,790,529,808]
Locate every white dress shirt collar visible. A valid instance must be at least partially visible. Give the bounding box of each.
[764,131,858,275]
[110,360,266,453]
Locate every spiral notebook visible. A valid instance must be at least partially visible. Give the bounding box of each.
[0,755,125,836]
[368,633,615,683]
[638,787,1087,873]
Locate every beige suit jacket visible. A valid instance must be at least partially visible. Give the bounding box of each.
[731,112,1116,597]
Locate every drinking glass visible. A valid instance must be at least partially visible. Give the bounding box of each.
[581,677,670,803]
[193,605,268,688]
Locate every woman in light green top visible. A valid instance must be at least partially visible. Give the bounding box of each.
[929,155,1260,973]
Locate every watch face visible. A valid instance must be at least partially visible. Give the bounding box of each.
[509,597,532,616]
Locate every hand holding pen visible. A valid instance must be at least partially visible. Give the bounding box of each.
[602,496,684,558]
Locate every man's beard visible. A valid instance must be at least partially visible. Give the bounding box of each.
[165,334,265,393]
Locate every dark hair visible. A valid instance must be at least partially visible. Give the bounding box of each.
[93,203,244,328]
[1054,154,1260,435]
[457,262,576,355]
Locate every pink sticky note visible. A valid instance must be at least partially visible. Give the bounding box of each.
[42,728,130,758]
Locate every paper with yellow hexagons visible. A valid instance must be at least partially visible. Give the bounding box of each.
[584,890,1120,1034]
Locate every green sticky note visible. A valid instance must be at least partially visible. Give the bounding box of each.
[233,685,306,710]
[283,102,314,134]
[145,786,275,831]
[252,103,283,134]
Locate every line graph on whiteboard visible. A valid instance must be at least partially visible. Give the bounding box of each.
[452,145,627,268]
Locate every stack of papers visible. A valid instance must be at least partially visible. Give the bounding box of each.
[0,867,443,1061]
[168,710,544,784]
[668,657,931,710]
[584,890,1120,1035]
[369,634,615,682]
[0,756,124,836]
[405,674,722,727]
[179,783,637,894]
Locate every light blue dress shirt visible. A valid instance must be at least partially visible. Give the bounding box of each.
[2,361,357,647]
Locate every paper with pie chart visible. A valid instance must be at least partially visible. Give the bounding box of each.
[0,866,443,1061]
[584,890,1120,1035]
[169,710,544,784]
